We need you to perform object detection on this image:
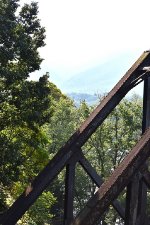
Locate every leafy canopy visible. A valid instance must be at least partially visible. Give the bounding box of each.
[0,1,56,220]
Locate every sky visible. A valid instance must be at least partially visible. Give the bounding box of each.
[20,0,150,94]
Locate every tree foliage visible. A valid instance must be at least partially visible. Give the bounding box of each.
[0,0,58,222]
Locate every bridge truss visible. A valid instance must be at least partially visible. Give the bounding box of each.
[1,51,150,225]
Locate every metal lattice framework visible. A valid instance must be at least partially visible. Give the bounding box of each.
[1,51,150,225]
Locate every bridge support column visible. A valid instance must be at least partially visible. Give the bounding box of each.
[125,75,150,225]
[64,160,76,225]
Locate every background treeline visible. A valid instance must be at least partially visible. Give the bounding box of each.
[0,0,143,224]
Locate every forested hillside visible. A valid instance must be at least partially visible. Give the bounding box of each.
[0,0,144,224]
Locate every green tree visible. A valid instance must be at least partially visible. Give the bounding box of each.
[46,97,77,153]
[84,95,142,177]
[44,97,77,221]
[0,0,57,222]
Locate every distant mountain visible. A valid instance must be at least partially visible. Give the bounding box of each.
[67,92,98,106]
[61,52,140,94]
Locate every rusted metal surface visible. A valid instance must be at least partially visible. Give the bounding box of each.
[1,51,150,225]
[125,173,141,225]
[72,128,150,225]
[141,168,150,188]
[142,76,150,131]
[136,179,147,225]
[63,152,81,225]
[64,162,76,225]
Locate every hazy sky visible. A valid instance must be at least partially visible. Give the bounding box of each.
[20,0,150,92]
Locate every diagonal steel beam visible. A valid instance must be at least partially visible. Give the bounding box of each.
[72,128,150,225]
[1,52,150,225]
